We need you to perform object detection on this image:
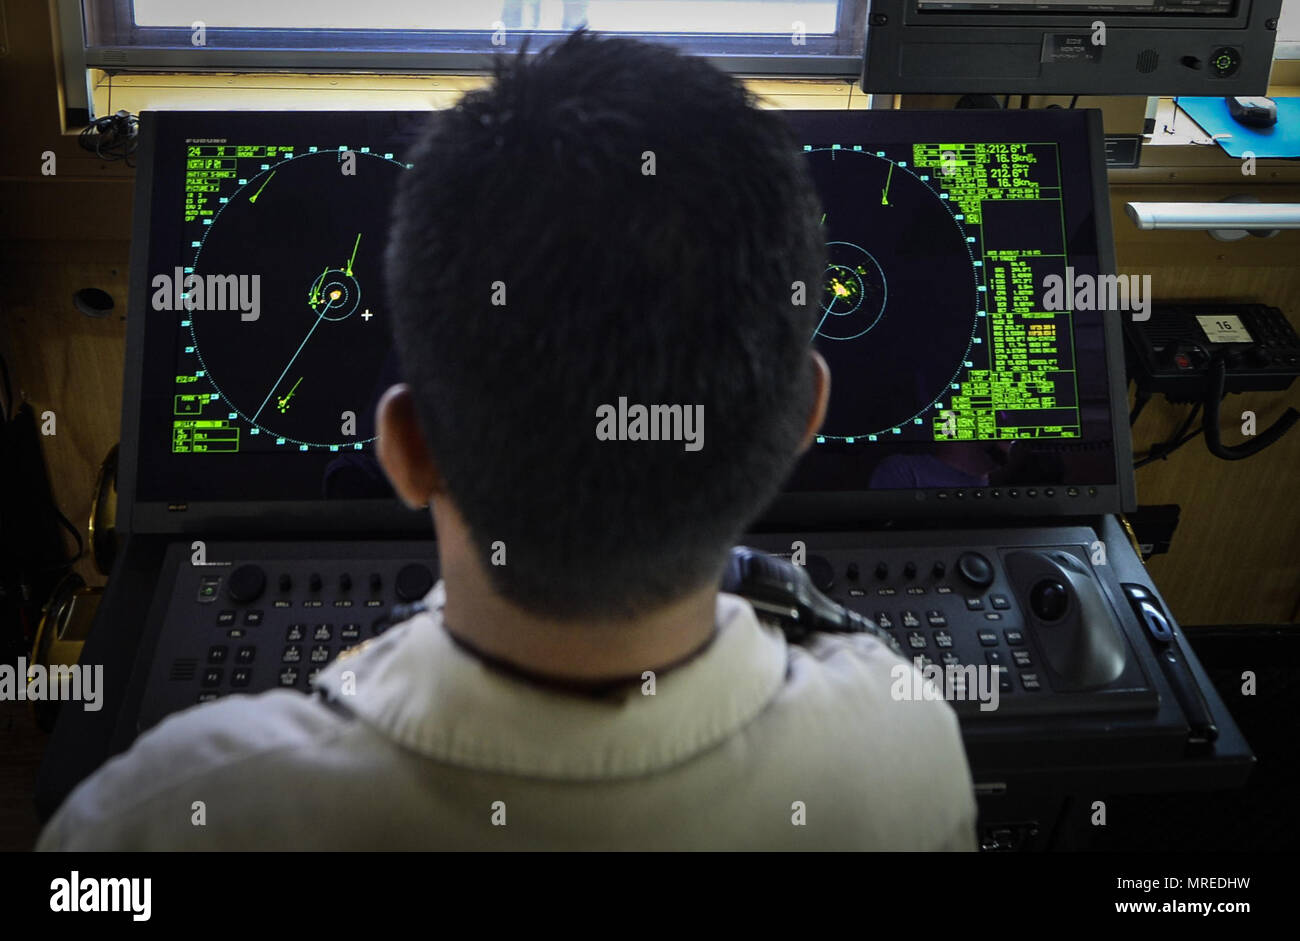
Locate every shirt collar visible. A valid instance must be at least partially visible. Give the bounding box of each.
[311,582,789,780]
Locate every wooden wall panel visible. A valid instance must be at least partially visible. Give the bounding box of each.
[2,239,130,586]
[1110,184,1300,625]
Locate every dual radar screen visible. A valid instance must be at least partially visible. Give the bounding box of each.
[140,110,1112,504]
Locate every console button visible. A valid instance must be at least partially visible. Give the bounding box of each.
[957,552,994,589]
[278,667,299,687]
[286,624,306,642]
[977,630,999,646]
[1020,673,1042,692]
[197,575,221,603]
[1210,46,1240,77]
[216,610,236,626]
[907,632,927,650]
[236,646,256,664]
[201,667,223,688]
[228,565,267,604]
[990,594,1011,610]
[231,668,252,688]
[805,555,834,593]
[395,563,435,601]
[244,610,264,626]
[207,645,228,664]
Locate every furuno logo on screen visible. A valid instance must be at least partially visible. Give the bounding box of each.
[49,872,151,921]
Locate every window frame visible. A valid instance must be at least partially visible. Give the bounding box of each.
[75,0,868,74]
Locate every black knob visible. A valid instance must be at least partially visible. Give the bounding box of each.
[932,561,947,579]
[339,573,352,592]
[395,563,435,601]
[309,572,322,592]
[903,561,917,580]
[846,562,859,581]
[956,552,994,589]
[228,564,266,604]
[278,573,292,593]
[804,555,834,593]
[875,562,889,580]
[1030,579,1070,621]
[369,572,382,593]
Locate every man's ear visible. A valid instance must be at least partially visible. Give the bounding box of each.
[376,384,442,509]
[796,349,831,453]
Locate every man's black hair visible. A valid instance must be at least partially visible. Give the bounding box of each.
[386,29,826,619]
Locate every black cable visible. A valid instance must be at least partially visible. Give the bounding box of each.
[1134,403,1203,468]
[1203,354,1300,460]
[1069,95,1079,109]
[1135,426,1203,468]
[0,352,12,422]
[1129,387,1151,426]
[78,110,140,167]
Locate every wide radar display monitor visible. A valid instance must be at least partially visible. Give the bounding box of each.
[773,108,1132,523]
[123,111,427,533]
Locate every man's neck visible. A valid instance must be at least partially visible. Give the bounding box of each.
[429,510,719,683]
[438,567,719,683]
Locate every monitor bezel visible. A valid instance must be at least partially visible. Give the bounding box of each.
[118,108,1134,538]
[118,111,434,538]
[760,107,1135,527]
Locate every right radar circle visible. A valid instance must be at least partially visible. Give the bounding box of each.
[806,147,981,440]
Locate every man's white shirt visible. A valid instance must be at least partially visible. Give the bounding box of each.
[38,583,976,850]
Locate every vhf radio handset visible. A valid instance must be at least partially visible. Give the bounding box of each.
[722,546,894,646]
